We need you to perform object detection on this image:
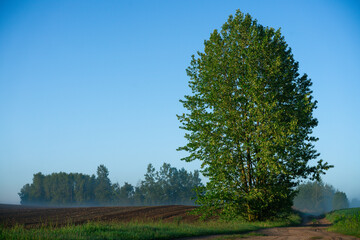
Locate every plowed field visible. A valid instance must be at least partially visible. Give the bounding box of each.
[0,204,199,228]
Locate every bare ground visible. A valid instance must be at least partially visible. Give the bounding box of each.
[241,217,358,240]
[0,204,198,228]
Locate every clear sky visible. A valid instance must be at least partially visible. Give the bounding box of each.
[1,0,359,204]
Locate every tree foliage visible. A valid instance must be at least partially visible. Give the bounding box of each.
[293,181,349,214]
[293,181,335,214]
[95,165,113,204]
[19,172,97,205]
[178,10,332,221]
[332,191,349,210]
[135,163,203,205]
[19,163,202,206]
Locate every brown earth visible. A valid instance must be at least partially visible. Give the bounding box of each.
[241,217,359,240]
[0,204,199,228]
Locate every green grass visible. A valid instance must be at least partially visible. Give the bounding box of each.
[326,207,360,238]
[0,214,300,240]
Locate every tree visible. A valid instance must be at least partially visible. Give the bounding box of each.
[133,163,203,205]
[19,163,202,206]
[30,172,45,204]
[140,163,161,205]
[19,184,31,204]
[293,181,335,214]
[19,165,113,206]
[73,173,96,204]
[332,191,349,210]
[113,182,134,205]
[95,164,113,204]
[177,10,332,221]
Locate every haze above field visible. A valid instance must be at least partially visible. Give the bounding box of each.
[0,0,359,204]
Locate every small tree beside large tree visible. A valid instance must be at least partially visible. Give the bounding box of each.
[178,10,332,221]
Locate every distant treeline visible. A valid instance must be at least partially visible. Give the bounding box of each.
[293,181,350,215]
[19,163,203,206]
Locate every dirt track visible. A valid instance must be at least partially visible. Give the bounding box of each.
[242,217,359,240]
[182,218,359,240]
[0,204,198,228]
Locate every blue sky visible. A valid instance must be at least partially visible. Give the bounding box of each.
[0,0,359,204]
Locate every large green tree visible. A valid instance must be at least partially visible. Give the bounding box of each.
[178,10,332,221]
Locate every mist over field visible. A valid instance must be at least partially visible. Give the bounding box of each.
[293,181,356,215]
[17,161,359,217]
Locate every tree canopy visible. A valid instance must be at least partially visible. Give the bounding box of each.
[294,181,332,214]
[332,191,349,210]
[19,163,202,206]
[293,181,349,214]
[178,10,332,221]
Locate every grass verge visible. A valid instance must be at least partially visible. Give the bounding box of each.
[0,213,300,240]
[326,207,360,238]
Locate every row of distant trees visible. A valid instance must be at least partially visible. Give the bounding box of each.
[19,163,203,206]
[293,181,354,215]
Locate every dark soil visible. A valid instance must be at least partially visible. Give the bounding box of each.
[0,204,198,228]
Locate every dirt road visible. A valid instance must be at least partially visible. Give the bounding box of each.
[183,218,359,240]
[243,218,358,240]
[243,217,358,240]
